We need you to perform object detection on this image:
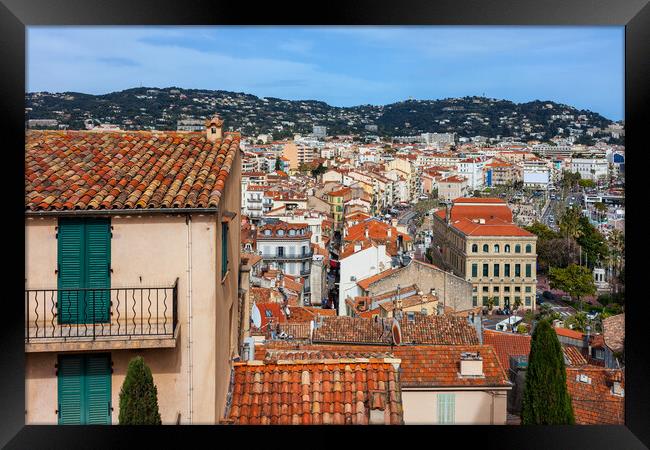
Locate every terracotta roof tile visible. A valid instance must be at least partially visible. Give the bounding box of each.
[395,345,511,388]
[483,329,531,370]
[566,367,625,424]
[312,315,478,345]
[228,359,403,425]
[602,314,625,353]
[26,130,240,211]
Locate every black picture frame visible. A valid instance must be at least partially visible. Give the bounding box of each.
[2,0,648,448]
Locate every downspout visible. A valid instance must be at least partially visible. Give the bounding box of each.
[186,214,193,424]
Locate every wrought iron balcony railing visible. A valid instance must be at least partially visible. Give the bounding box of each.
[25,279,178,343]
[262,251,314,261]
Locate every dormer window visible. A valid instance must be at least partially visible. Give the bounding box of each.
[211,127,217,134]
[278,229,285,236]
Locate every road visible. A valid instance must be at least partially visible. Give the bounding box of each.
[541,188,583,231]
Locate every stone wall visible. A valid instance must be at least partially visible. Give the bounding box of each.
[366,260,473,312]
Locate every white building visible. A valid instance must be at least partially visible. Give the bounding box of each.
[338,243,392,316]
[257,220,313,303]
[570,158,609,181]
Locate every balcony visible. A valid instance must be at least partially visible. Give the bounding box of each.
[263,251,314,261]
[25,280,179,352]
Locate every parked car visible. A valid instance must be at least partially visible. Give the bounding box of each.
[586,311,600,320]
[542,290,554,300]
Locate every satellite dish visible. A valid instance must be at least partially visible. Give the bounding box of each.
[391,318,402,346]
[251,302,262,328]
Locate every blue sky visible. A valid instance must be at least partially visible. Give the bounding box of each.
[27,26,624,120]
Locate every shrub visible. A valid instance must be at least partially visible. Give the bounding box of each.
[119,356,162,425]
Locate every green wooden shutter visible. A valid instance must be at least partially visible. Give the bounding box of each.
[57,218,110,324]
[221,223,229,278]
[58,219,85,324]
[85,354,112,424]
[85,219,111,323]
[57,354,111,425]
[58,355,84,424]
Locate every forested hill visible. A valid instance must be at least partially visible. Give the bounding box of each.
[26,87,617,141]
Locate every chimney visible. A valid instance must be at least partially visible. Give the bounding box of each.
[365,228,369,239]
[460,352,483,377]
[387,227,392,239]
[205,114,224,143]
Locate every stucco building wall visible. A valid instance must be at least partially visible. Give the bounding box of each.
[402,389,509,425]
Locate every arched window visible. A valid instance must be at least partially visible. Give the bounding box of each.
[525,244,532,253]
[515,244,521,253]
[494,244,500,253]
[264,229,271,236]
[504,244,511,253]
[483,244,489,253]
[289,229,295,236]
[278,229,285,236]
[471,244,478,253]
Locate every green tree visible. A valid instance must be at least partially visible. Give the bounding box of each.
[548,264,596,309]
[274,158,282,171]
[578,179,596,188]
[576,216,609,268]
[522,320,575,424]
[310,163,327,178]
[558,206,583,240]
[564,311,588,332]
[119,356,162,425]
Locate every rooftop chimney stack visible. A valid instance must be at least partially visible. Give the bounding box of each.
[205,114,224,143]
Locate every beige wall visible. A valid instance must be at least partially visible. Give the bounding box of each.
[282,142,298,171]
[24,144,242,425]
[402,389,509,425]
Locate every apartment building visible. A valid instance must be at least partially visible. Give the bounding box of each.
[570,158,609,181]
[24,116,242,425]
[256,220,313,304]
[430,198,538,311]
[438,175,470,201]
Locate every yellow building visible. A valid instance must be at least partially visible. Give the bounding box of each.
[431,198,538,311]
[327,187,352,229]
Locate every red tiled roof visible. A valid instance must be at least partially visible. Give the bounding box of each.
[602,314,625,353]
[566,367,625,424]
[227,359,403,425]
[555,327,584,340]
[483,329,531,370]
[357,269,399,291]
[312,315,479,346]
[563,345,588,367]
[451,217,534,237]
[396,345,510,388]
[26,130,240,211]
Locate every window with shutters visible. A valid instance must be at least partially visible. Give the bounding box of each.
[515,264,521,277]
[437,393,455,424]
[57,218,111,324]
[482,264,488,277]
[471,264,478,278]
[525,264,532,278]
[222,222,229,279]
[58,353,111,425]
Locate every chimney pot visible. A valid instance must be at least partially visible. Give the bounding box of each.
[206,114,224,143]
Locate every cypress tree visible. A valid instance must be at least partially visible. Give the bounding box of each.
[119,356,162,425]
[521,319,575,424]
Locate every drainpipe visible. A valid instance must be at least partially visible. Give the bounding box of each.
[186,214,193,424]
